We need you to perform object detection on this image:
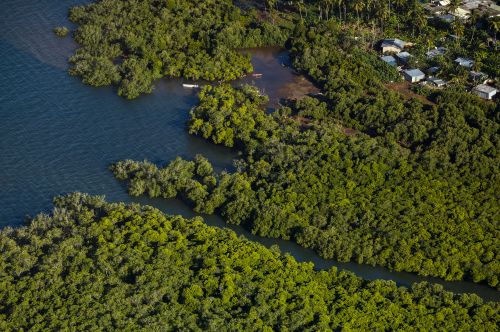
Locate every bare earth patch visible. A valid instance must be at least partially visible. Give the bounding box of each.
[385,82,435,106]
[278,74,320,100]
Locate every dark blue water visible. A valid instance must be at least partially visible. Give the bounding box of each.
[0,0,237,225]
[0,0,498,302]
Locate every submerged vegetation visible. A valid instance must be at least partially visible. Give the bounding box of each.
[67,0,288,98]
[53,26,69,37]
[0,194,498,330]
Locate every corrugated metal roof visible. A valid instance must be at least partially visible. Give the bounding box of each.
[381,39,406,49]
[474,84,497,94]
[404,69,425,77]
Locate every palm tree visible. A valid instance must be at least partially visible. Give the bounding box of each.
[295,0,305,21]
[364,0,373,22]
[323,0,334,20]
[393,0,406,32]
[447,0,461,15]
[414,7,427,35]
[425,38,434,53]
[488,18,500,49]
[451,20,465,44]
[472,51,486,72]
[334,0,343,22]
[375,2,389,32]
[266,0,277,23]
[467,10,481,45]
[352,0,365,25]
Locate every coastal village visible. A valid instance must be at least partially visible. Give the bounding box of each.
[378,0,499,100]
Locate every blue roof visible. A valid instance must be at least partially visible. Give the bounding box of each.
[396,52,411,60]
[427,66,440,73]
[381,55,397,64]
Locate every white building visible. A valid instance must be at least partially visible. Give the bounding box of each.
[403,69,425,83]
[473,84,497,100]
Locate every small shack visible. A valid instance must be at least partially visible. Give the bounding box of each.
[455,57,474,68]
[381,39,406,53]
[381,55,397,66]
[469,71,487,82]
[473,84,497,100]
[427,77,447,88]
[438,14,455,22]
[403,69,425,83]
[426,47,447,58]
[396,51,412,64]
[427,66,440,74]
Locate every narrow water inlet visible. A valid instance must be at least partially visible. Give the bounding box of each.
[0,0,498,305]
[132,195,500,303]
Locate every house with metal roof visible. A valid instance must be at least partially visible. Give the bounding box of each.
[427,66,440,74]
[455,57,474,68]
[473,84,497,100]
[403,69,425,83]
[426,47,447,58]
[469,71,488,82]
[438,14,455,22]
[381,39,406,53]
[396,51,412,64]
[427,77,447,88]
[381,55,397,66]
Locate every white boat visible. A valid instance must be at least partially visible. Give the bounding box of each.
[182,83,199,88]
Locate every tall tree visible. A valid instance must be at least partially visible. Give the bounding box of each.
[488,18,500,49]
[447,0,461,15]
[467,9,481,45]
[295,0,305,21]
[451,20,465,44]
[352,0,365,25]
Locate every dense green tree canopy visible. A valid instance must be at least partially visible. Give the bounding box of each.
[68,0,288,98]
[113,81,499,288]
[0,194,498,330]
